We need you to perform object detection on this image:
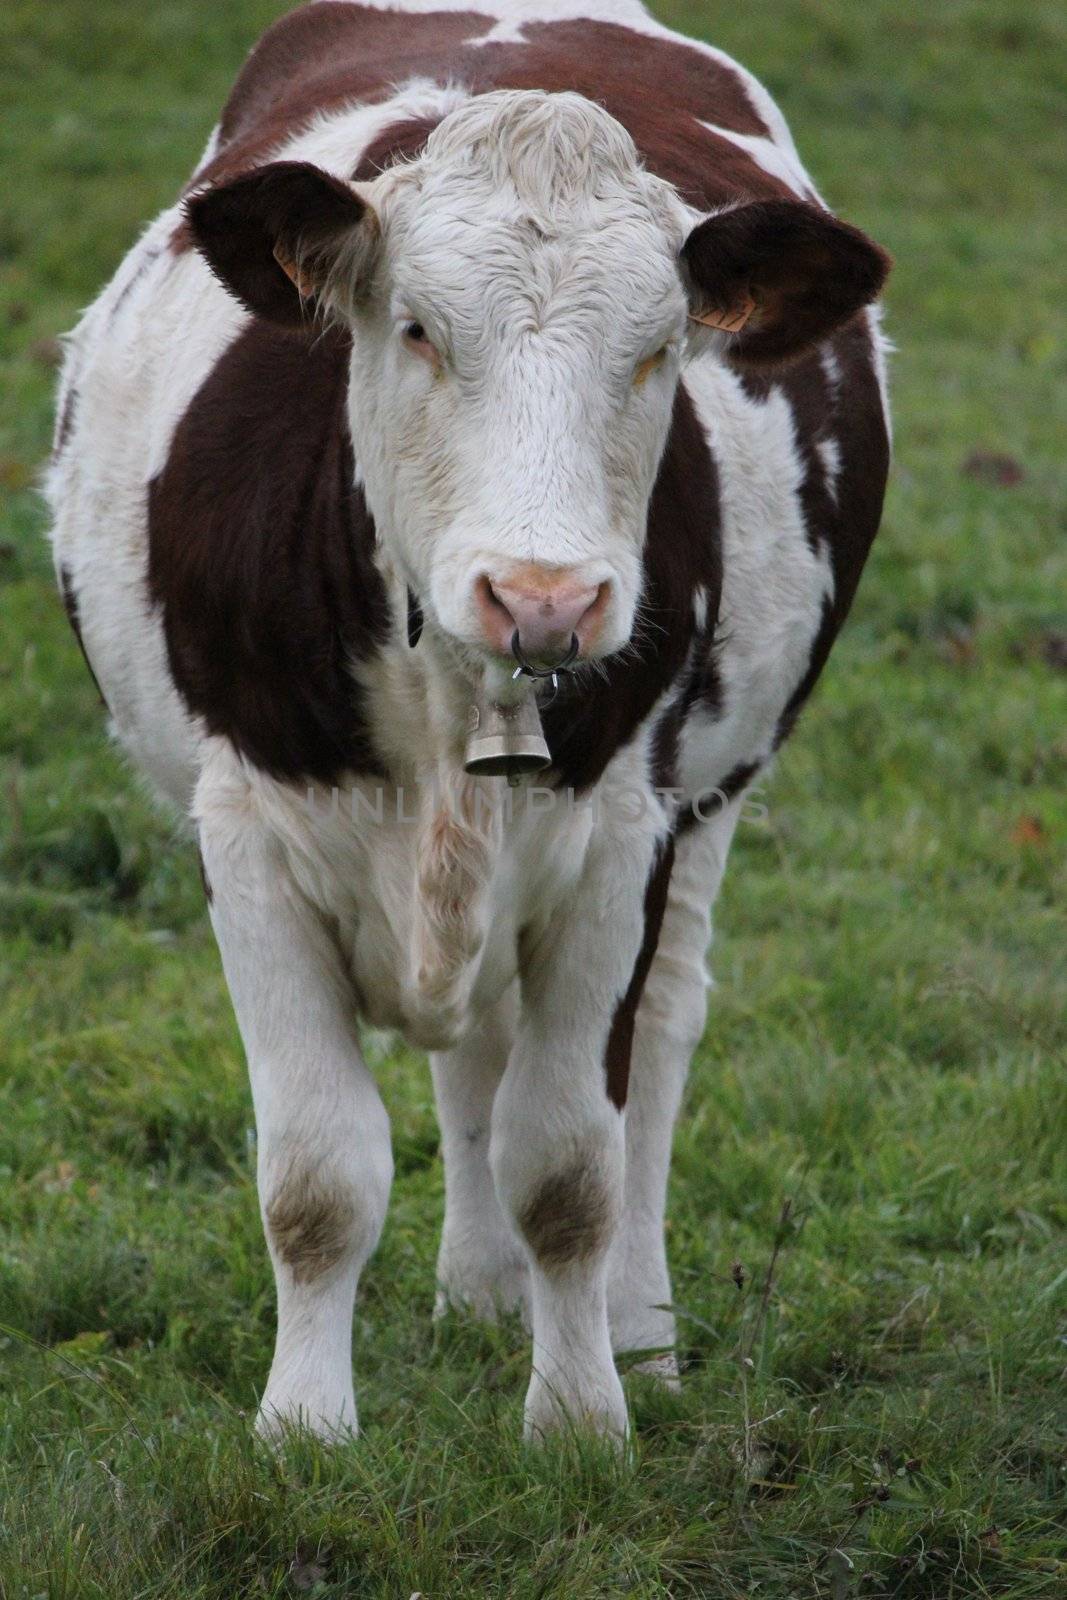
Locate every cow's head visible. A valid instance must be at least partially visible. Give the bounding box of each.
[188,92,888,674]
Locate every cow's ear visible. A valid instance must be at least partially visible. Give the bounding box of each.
[682,200,890,366]
[185,161,378,326]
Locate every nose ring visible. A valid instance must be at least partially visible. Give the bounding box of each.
[510,631,580,694]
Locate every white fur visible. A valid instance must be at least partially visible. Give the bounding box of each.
[867,302,895,447]
[337,89,690,660]
[47,0,884,1444]
[676,360,835,799]
[699,121,810,197]
[277,80,472,174]
[608,800,742,1372]
[817,434,842,503]
[431,986,530,1320]
[196,742,394,1435]
[46,203,230,807]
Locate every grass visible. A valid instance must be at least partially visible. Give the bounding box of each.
[1,0,1065,1594]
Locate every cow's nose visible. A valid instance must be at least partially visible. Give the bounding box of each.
[474,570,610,661]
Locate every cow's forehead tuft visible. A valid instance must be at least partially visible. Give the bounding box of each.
[421,89,641,195]
[379,89,684,243]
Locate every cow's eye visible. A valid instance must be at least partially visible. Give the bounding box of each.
[402,321,440,366]
[633,347,668,388]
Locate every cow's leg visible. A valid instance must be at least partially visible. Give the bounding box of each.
[197,762,392,1440]
[490,810,671,1442]
[607,799,742,1380]
[431,984,530,1321]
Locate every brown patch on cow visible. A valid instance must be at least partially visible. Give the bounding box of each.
[168,4,494,233]
[171,6,793,255]
[466,19,785,214]
[351,114,441,180]
[772,317,891,749]
[773,339,837,557]
[675,758,761,836]
[604,835,676,1110]
[718,759,762,801]
[58,564,107,710]
[544,383,722,793]
[518,1158,614,1270]
[265,1167,356,1284]
[733,314,890,756]
[54,385,78,457]
[217,6,490,150]
[147,319,390,783]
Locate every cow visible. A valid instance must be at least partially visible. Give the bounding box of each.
[48,0,890,1444]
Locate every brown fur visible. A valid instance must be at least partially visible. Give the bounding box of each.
[543,383,722,793]
[58,565,107,709]
[604,835,676,1109]
[168,5,494,250]
[170,3,794,253]
[147,320,390,783]
[771,316,891,748]
[265,1166,356,1283]
[518,1158,615,1269]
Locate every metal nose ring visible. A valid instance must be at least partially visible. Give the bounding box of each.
[510,631,580,686]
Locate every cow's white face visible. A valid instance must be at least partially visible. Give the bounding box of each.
[190,88,889,670]
[342,94,690,668]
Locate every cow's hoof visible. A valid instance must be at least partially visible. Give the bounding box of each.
[433,1247,531,1326]
[523,1369,629,1446]
[254,1391,358,1446]
[610,1307,680,1389]
[623,1350,681,1390]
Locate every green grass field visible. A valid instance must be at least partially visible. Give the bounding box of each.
[1,2,1065,1595]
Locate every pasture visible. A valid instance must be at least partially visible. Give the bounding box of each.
[1,0,1065,1594]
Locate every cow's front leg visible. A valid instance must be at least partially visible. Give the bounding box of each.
[431,984,530,1322]
[490,811,673,1442]
[198,763,392,1440]
[608,801,741,1379]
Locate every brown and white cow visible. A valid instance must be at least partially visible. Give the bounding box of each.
[49,0,890,1442]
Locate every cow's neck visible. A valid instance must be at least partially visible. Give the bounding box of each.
[357,569,494,788]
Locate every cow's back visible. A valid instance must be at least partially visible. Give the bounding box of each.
[187,0,812,214]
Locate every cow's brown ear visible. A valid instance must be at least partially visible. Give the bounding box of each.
[186,161,378,326]
[682,200,890,366]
